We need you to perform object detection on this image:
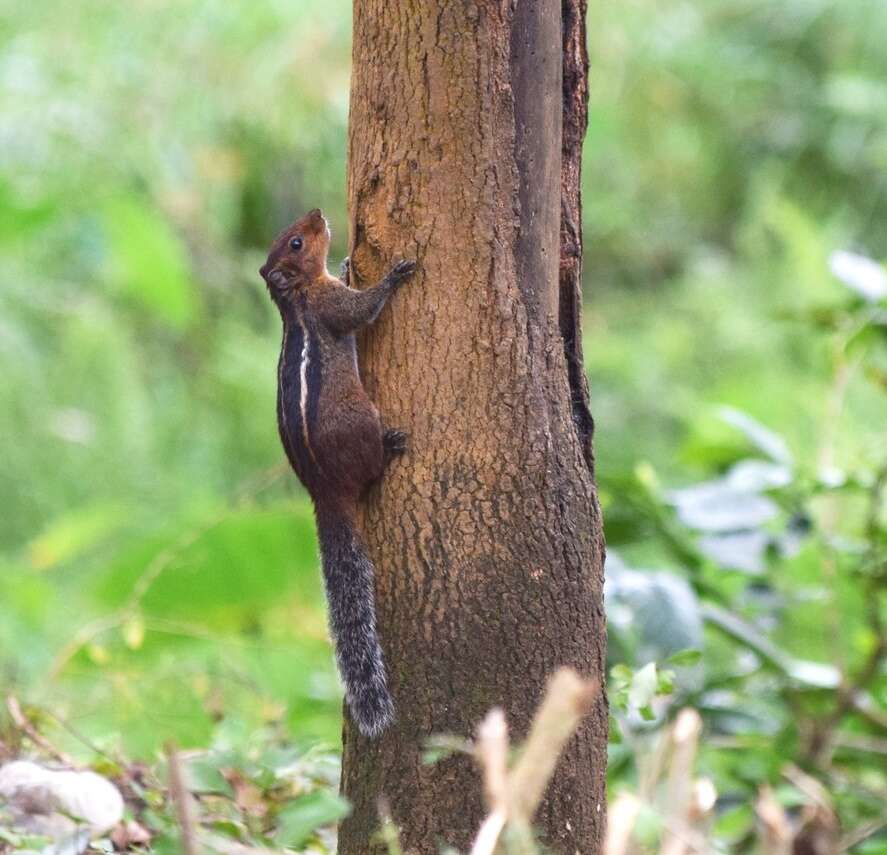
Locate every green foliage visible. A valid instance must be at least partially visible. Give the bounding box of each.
[604,271,886,847]
[101,197,198,330]
[610,660,677,723]
[1,0,886,852]
[274,792,351,848]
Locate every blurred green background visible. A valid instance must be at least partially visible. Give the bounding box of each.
[1,0,885,850]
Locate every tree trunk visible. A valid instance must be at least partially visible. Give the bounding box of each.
[339,0,606,852]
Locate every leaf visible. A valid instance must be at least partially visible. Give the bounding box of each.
[786,660,841,690]
[829,250,887,302]
[122,614,145,650]
[666,648,703,667]
[87,643,110,665]
[701,603,840,689]
[95,502,320,622]
[27,504,127,571]
[605,562,704,674]
[145,833,180,855]
[110,821,151,849]
[725,459,793,492]
[0,827,21,845]
[183,752,235,796]
[610,663,634,687]
[668,480,779,532]
[0,180,59,242]
[825,73,887,117]
[102,197,197,329]
[656,668,675,695]
[697,530,769,574]
[628,662,659,712]
[609,664,633,711]
[274,791,351,848]
[227,771,267,817]
[718,408,793,466]
[701,602,794,670]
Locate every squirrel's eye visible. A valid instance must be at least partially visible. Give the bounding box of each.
[289,237,303,251]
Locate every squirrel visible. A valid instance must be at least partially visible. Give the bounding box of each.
[259,208,416,738]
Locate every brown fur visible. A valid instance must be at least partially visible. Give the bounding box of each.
[259,208,413,504]
[259,209,416,737]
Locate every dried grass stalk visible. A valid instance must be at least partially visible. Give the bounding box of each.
[166,742,199,855]
[470,668,598,855]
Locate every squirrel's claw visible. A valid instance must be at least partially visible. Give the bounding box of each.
[383,427,409,457]
[388,259,417,287]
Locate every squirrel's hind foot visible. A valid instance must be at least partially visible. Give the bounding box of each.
[383,428,409,462]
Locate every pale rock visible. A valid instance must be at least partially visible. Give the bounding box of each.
[0,760,124,835]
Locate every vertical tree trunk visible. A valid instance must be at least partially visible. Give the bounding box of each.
[340,0,606,852]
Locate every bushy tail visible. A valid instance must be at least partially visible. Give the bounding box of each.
[314,498,394,738]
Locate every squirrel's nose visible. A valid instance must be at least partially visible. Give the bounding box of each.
[259,263,268,279]
[307,208,325,230]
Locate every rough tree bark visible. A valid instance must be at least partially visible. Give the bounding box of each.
[339,0,606,852]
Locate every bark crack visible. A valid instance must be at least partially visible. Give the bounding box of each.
[559,0,595,475]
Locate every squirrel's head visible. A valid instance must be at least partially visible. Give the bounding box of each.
[260,208,331,301]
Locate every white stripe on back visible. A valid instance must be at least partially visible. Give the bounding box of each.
[296,315,317,462]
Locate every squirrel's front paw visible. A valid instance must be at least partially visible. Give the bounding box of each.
[340,256,351,285]
[387,259,417,287]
